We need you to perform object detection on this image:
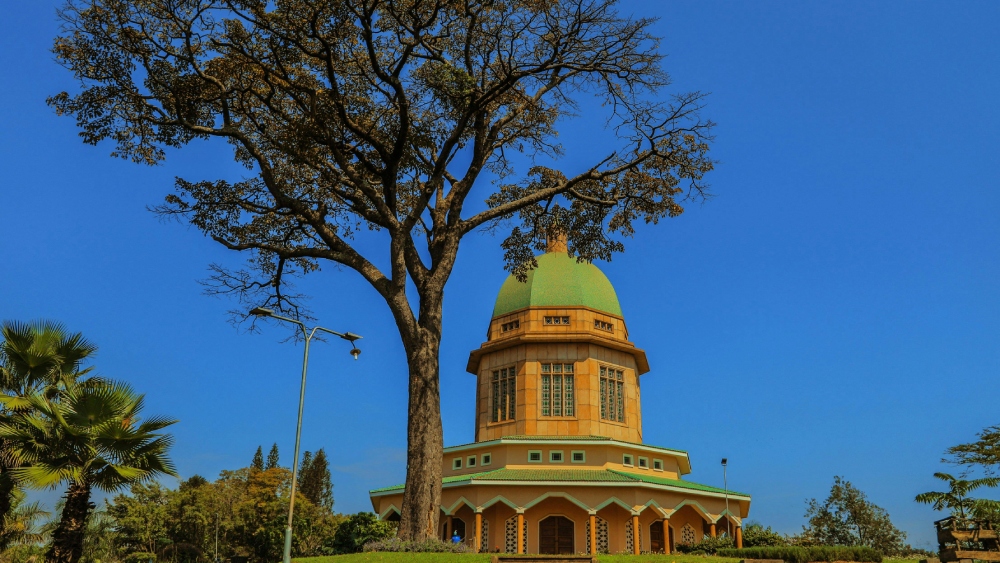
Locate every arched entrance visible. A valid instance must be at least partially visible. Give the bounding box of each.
[650,521,664,553]
[539,516,574,554]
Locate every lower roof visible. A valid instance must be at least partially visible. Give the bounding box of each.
[369,467,750,499]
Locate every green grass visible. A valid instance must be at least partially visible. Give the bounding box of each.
[294,555,925,563]
[294,554,743,563]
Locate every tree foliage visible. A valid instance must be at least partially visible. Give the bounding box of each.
[801,476,910,556]
[946,425,1000,475]
[265,444,280,471]
[251,447,264,472]
[742,521,787,548]
[49,0,714,540]
[298,449,334,513]
[330,513,395,554]
[915,472,1000,520]
[99,455,346,562]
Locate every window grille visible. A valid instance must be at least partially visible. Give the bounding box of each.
[599,365,625,422]
[491,367,516,422]
[540,363,575,416]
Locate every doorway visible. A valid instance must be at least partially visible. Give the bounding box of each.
[539,516,574,554]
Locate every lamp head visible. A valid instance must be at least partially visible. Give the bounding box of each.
[350,347,362,360]
[721,458,728,466]
[249,307,274,317]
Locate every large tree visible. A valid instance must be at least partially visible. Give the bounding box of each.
[50,0,714,539]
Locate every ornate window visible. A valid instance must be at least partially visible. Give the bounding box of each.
[501,319,520,332]
[541,363,575,416]
[680,523,696,545]
[594,319,614,331]
[586,517,609,554]
[491,366,516,423]
[599,365,625,422]
[544,316,570,325]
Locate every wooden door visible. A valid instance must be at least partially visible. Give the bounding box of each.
[539,516,575,554]
[650,521,665,553]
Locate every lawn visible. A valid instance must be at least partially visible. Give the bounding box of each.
[295,555,923,563]
[295,554,742,563]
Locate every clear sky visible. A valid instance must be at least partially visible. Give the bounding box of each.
[1,0,998,550]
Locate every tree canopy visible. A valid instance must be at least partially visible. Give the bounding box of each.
[802,476,910,556]
[50,0,713,539]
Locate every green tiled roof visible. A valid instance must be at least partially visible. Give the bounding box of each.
[370,468,750,499]
[608,470,750,498]
[493,252,623,318]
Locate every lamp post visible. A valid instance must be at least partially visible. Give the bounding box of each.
[250,307,362,563]
[722,458,731,537]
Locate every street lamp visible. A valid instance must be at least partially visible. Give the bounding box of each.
[722,458,731,537]
[250,307,362,563]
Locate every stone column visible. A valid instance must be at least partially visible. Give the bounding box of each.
[589,513,597,555]
[475,512,482,552]
[632,514,640,555]
[710,522,716,538]
[662,519,671,554]
[516,512,525,554]
[736,525,743,549]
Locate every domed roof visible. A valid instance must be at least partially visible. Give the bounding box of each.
[492,252,623,318]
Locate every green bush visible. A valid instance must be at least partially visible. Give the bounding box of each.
[716,545,883,563]
[329,513,396,554]
[363,537,473,553]
[742,521,788,547]
[676,534,736,554]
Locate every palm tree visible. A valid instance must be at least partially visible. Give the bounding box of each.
[915,472,1000,519]
[0,492,49,550]
[0,321,97,396]
[0,381,177,563]
[0,321,97,541]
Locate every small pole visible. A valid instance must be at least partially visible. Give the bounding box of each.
[722,458,731,537]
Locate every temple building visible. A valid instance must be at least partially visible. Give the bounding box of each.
[369,237,751,554]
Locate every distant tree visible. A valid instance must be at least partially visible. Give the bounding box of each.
[251,447,265,472]
[298,449,334,513]
[915,472,1000,520]
[106,482,172,555]
[50,0,714,540]
[0,381,177,563]
[742,521,787,547]
[266,444,280,470]
[946,425,1000,475]
[802,476,909,556]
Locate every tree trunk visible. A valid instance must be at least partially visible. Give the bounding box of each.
[396,292,445,541]
[47,481,94,563]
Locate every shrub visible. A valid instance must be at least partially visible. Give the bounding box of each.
[743,521,788,547]
[329,512,396,554]
[677,534,735,554]
[123,552,158,563]
[716,545,883,563]
[363,537,473,553]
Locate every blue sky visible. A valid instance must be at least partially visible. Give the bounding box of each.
[2,0,998,549]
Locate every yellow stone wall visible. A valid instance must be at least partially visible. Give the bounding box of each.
[470,306,649,443]
[441,442,684,479]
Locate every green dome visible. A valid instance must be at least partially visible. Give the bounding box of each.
[492,252,623,318]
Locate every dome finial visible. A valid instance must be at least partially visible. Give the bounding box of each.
[545,228,568,253]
